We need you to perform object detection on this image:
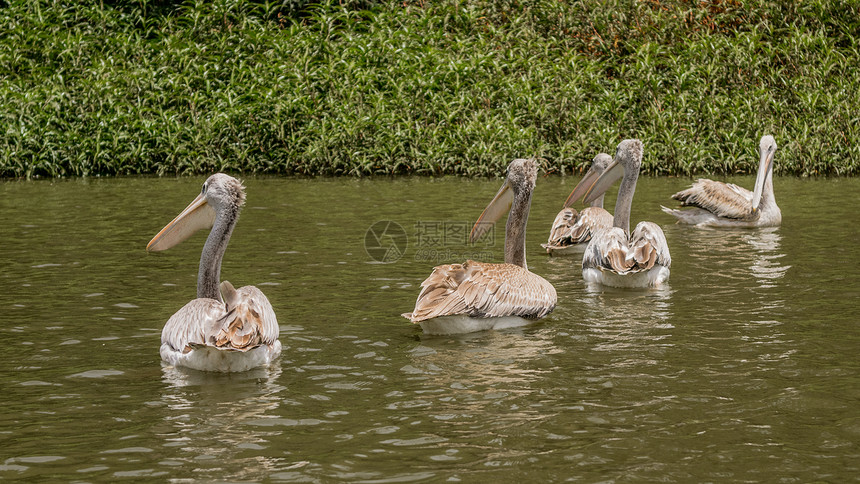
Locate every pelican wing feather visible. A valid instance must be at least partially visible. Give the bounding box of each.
[209,282,280,351]
[584,223,670,275]
[583,228,633,274]
[161,283,278,356]
[542,207,613,250]
[161,298,225,354]
[542,207,577,248]
[628,222,671,271]
[568,207,614,245]
[671,179,757,220]
[403,260,556,323]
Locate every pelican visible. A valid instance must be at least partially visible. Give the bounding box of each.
[542,153,614,254]
[577,139,671,288]
[662,135,781,227]
[147,173,281,372]
[402,158,557,335]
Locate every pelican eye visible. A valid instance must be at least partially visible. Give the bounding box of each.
[201,183,207,195]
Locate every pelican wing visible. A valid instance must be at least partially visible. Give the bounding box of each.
[542,207,613,250]
[161,298,226,353]
[542,207,577,248]
[628,222,671,271]
[583,223,671,276]
[567,207,614,244]
[210,282,280,351]
[403,260,557,322]
[583,227,634,274]
[671,179,757,220]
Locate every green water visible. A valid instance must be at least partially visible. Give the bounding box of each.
[1,175,858,481]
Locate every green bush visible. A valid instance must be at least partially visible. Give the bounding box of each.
[1,0,857,177]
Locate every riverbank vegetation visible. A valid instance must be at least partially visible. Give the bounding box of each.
[1,0,858,178]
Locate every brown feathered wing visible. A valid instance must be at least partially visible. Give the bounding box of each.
[542,207,577,249]
[567,207,614,244]
[583,222,670,275]
[671,179,757,220]
[206,282,279,352]
[403,260,557,323]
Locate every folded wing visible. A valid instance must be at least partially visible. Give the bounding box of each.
[568,207,614,245]
[161,299,224,354]
[403,260,557,322]
[208,282,280,352]
[583,227,633,274]
[583,223,670,275]
[671,179,756,220]
[628,222,671,271]
[543,207,578,248]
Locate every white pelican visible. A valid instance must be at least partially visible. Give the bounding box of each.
[147,173,281,372]
[542,153,614,255]
[662,135,781,227]
[578,139,671,288]
[402,158,557,335]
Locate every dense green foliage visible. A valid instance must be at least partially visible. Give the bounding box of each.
[1,0,858,177]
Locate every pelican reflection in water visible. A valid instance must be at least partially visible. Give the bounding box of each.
[147,173,281,372]
[662,135,781,227]
[159,365,299,479]
[576,139,671,288]
[403,158,557,335]
[542,153,614,255]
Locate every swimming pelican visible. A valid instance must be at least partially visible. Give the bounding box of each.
[578,139,671,288]
[542,153,614,255]
[402,158,557,335]
[147,173,281,372]
[662,135,781,227]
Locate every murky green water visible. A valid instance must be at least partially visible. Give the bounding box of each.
[1,175,858,482]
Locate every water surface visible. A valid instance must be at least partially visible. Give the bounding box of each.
[1,175,858,481]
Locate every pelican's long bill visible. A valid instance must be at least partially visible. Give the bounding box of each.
[751,136,776,212]
[147,192,217,252]
[564,164,604,207]
[583,160,625,205]
[469,180,513,244]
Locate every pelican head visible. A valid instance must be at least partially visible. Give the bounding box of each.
[563,152,613,207]
[581,139,644,235]
[505,157,538,196]
[583,139,643,205]
[592,152,613,173]
[147,173,246,252]
[614,139,643,171]
[470,158,537,243]
[751,135,777,212]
